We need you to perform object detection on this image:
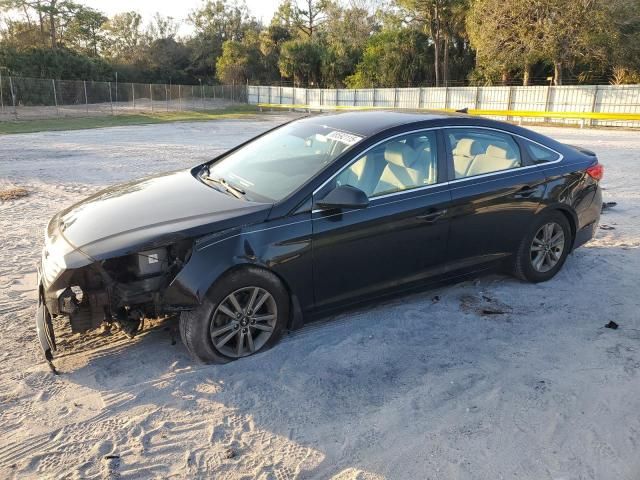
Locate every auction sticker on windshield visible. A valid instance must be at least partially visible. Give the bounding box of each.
[326,131,363,146]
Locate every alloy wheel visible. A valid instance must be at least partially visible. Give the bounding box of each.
[530,222,565,273]
[209,286,277,358]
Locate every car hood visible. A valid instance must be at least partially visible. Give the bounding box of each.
[55,169,272,260]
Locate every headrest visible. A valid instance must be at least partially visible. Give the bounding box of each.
[485,145,510,159]
[453,138,481,157]
[384,142,418,168]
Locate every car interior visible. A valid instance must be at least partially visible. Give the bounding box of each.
[334,129,524,198]
[335,133,438,197]
[449,131,522,179]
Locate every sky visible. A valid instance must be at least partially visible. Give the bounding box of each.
[83,0,281,35]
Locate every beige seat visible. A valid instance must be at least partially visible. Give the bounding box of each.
[373,142,425,195]
[337,151,387,196]
[339,155,368,188]
[452,138,482,178]
[415,142,437,185]
[466,145,520,177]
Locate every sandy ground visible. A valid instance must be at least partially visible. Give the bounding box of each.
[0,116,639,480]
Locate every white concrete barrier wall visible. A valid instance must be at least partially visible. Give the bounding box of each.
[248,84,640,127]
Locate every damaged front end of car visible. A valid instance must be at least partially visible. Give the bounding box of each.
[37,214,195,372]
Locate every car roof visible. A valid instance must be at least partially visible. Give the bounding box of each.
[298,110,466,137]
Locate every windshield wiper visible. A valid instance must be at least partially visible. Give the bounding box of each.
[219,178,246,196]
[200,166,246,199]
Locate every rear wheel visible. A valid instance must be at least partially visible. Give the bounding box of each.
[179,267,288,364]
[513,211,572,283]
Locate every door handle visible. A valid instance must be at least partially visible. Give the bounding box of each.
[514,186,537,198]
[417,209,447,223]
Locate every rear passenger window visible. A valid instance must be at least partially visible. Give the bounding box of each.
[447,129,522,179]
[525,142,560,163]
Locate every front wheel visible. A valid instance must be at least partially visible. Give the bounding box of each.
[512,211,572,283]
[179,267,289,364]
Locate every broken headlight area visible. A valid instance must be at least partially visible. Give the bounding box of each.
[46,241,192,338]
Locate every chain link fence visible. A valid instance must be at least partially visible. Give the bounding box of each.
[0,75,247,121]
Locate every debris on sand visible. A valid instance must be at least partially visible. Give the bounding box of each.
[605,321,619,330]
[601,201,617,212]
[600,225,616,231]
[0,186,29,201]
[460,294,512,317]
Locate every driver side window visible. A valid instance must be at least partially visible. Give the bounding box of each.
[334,131,438,198]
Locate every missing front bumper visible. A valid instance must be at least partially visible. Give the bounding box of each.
[36,271,58,374]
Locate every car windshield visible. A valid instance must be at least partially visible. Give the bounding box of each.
[202,122,363,202]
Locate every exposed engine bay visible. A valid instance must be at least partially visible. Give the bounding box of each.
[44,241,192,339]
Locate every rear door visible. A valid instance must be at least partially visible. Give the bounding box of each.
[311,129,452,309]
[444,127,549,268]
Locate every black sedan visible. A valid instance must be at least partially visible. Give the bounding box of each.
[37,111,603,366]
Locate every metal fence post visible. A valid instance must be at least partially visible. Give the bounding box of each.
[418,87,423,109]
[108,81,113,115]
[9,76,17,118]
[150,84,153,112]
[52,79,59,117]
[444,86,449,109]
[0,70,4,114]
[394,88,398,108]
[507,85,514,122]
[474,86,480,110]
[201,83,205,110]
[544,86,552,124]
[84,80,88,114]
[589,85,599,128]
[132,83,135,109]
[178,84,182,111]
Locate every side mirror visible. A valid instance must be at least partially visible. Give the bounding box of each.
[315,185,369,210]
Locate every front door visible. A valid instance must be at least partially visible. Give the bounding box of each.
[311,129,452,309]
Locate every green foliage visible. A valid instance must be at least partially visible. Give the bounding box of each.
[346,28,434,87]
[0,45,111,79]
[278,38,322,85]
[1,0,639,88]
[467,0,640,85]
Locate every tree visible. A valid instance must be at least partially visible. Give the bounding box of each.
[540,0,613,85]
[346,28,434,87]
[1,0,82,49]
[318,2,376,86]
[467,0,543,85]
[294,0,329,37]
[100,11,146,63]
[278,38,322,85]
[188,0,258,80]
[64,6,106,56]
[397,0,449,86]
[216,40,250,83]
[467,0,619,86]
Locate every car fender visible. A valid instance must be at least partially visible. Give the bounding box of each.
[165,214,314,327]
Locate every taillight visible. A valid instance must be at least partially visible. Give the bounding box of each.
[586,163,604,181]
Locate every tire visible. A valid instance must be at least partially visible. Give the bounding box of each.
[179,267,289,364]
[512,210,572,283]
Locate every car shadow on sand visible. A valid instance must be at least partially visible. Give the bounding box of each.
[46,244,640,478]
